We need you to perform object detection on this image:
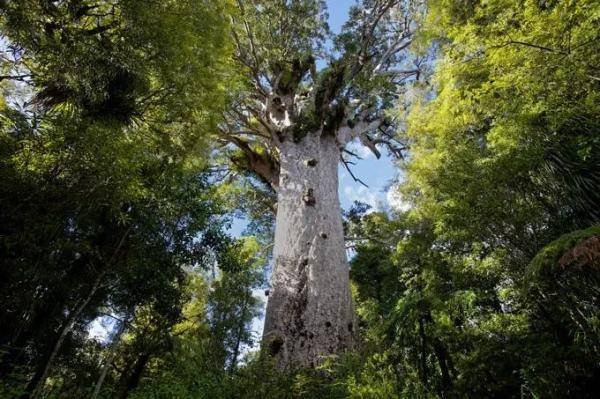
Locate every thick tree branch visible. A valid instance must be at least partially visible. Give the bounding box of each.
[336,108,383,145]
[0,73,32,82]
[376,68,420,77]
[359,134,382,159]
[373,38,413,73]
[351,1,401,74]
[231,30,269,97]
[219,132,280,190]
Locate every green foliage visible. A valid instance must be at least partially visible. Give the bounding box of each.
[1,1,599,398]
[232,0,328,74]
[331,0,600,397]
[121,238,265,399]
[1,0,231,127]
[522,226,600,396]
[253,1,600,398]
[405,0,600,246]
[528,225,600,277]
[0,0,232,397]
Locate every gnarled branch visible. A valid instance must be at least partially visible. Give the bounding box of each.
[220,132,280,190]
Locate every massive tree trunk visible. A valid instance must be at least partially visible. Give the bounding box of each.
[263,133,356,368]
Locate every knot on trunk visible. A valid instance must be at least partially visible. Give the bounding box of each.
[267,95,292,130]
[303,188,315,206]
[268,336,284,356]
[306,158,318,167]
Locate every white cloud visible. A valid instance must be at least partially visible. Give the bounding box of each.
[386,186,411,212]
[87,316,117,344]
[343,185,385,212]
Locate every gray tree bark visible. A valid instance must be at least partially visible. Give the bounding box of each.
[263,132,356,369]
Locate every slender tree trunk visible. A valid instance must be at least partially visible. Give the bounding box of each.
[91,318,127,399]
[432,339,453,396]
[229,296,248,373]
[26,271,105,399]
[418,316,428,386]
[1,290,60,378]
[263,133,356,369]
[118,352,150,399]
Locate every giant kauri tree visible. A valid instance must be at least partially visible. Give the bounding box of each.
[222,0,424,368]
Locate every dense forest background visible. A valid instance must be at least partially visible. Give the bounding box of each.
[1,0,599,398]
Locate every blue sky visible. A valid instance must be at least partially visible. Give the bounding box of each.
[326,0,354,33]
[327,0,400,213]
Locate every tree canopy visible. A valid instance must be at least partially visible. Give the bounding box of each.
[1,0,599,398]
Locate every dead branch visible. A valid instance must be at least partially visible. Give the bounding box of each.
[341,154,369,188]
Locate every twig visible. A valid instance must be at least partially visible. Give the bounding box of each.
[340,155,369,188]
